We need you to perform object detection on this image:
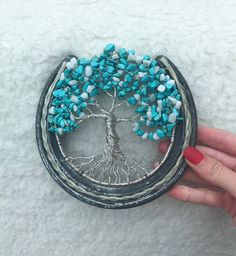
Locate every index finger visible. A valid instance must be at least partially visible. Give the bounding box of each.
[198,126,236,157]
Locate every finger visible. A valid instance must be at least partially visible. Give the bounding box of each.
[197,145,236,171]
[183,147,236,198]
[158,140,170,154]
[158,141,236,172]
[223,192,236,217]
[182,169,215,187]
[198,126,236,157]
[167,185,224,208]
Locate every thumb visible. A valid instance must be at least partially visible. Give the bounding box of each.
[183,147,236,198]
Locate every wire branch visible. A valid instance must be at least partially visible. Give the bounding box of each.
[86,108,95,115]
[75,113,106,124]
[110,87,117,113]
[88,102,109,115]
[115,99,127,108]
[117,114,139,123]
[104,91,113,98]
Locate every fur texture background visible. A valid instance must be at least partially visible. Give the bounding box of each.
[0,0,236,255]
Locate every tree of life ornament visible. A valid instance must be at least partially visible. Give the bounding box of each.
[47,44,183,185]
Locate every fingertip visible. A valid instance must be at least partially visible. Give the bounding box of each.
[166,185,184,199]
[158,140,170,154]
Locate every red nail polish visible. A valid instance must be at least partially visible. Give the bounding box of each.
[183,146,204,165]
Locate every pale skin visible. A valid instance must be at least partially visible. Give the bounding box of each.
[158,126,236,225]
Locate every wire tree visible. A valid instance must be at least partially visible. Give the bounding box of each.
[47,44,182,184]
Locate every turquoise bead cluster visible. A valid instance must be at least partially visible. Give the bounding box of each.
[48,43,183,140]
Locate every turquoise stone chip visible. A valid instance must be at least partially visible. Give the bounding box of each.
[171,89,179,97]
[135,129,145,136]
[176,94,181,100]
[167,123,175,132]
[127,96,136,105]
[90,89,98,97]
[162,113,168,123]
[166,82,173,90]
[143,55,151,60]
[80,58,90,65]
[113,72,121,78]
[91,58,99,67]
[103,85,110,90]
[56,80,64,88]
[163,130,170,137]
[75,65,84,74]
[69,103,75,111]
[99,54,107,61]
[47,115,54,123]
[151,105,157,114]
[59,119,66,127]
[148,132,154,140]
[149,81,158,89]
[131,81,139,90]
[118,48,127,58]
[150,60,157,67]
[55,107,63,114]
[139,64,146,72]
[48,127,56,132]
[147,121,155,127]
[156,92,165,99]
[136,105,148,113]
[140,87,147,95]
[141,97,149,104]
[139,119,146,126]
[63,127,72,133]
[99,59,105,67]
[125,74,132,82]
[74,89,80,95]
[127,64,136,71]
[173,108,180,116]
[120,58,128,65]
[72,72,79,79]
[82,82,90,91]
[107,66,115,73]
[53,89,66,98]
[141,75,149,83]
[63,69,71,76]
[118,91,126,97]
[81,102,87,108]
[154,113,161,121]
[104,43,115,54]
[149,67,155,75]
[156,129,165,139]
[162,99,167,108]
[159,68,165,74]
[102,72,109,78]
[127,49,135,55]
[117,63,126,70]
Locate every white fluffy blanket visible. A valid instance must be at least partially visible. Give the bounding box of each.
[0,0,236,255]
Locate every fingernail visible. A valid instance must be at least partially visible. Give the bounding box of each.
[183,146,204,165]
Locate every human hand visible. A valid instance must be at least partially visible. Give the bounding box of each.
[159,126,236,225]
